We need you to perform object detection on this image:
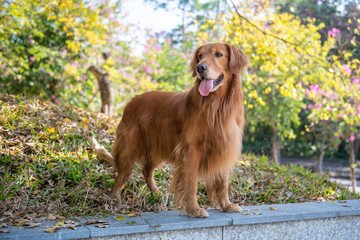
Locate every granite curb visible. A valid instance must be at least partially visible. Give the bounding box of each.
[1,200,360,240]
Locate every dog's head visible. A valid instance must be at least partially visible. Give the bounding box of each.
[190,43,248,97]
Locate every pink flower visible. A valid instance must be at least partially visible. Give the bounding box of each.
[62,81,66,87]
[55,98,60,104]
[307,104,313,109]
[82,74,87,79]
[328,28,340,37]
[349,136,355,141]
[29,56,35,62]
[342,64,351,75]
[352,79,360,84]
[326,92,334,100]
[309,85,320,92]
[52,95,56,99]
[144,65,153,74]
[50,71,54,76]
[79,90,84,94]
[153,45,160,52]
[60,49,67,56]
[28,37,34,44]
[40,68,45,72]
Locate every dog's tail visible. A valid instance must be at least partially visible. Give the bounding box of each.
[90,136,114,163]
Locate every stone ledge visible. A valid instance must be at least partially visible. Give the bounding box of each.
[1,200,359,240]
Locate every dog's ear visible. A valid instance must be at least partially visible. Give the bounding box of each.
[190,46,201,77]
[226,44,249,75]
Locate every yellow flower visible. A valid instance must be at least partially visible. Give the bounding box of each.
[264,87,272,94]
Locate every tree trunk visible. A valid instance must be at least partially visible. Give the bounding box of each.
[347,124,357,192]
[318,132,326,175]
[270,120,281,163]
[88,58,114,116]
[349,138,357,192]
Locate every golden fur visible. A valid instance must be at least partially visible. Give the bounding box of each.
[92,43,248,218]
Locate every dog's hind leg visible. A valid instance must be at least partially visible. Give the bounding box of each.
[110,138,135,198]
[110,161,134,198]
[142,158,159,193]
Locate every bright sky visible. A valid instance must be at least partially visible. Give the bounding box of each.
[123,0,182,32]
[122,0,182,54]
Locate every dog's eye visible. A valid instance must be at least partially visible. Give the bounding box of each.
[198,54,202,59]
[215,52,223,57]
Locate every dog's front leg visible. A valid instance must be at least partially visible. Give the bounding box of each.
[215,175,242,213]
[183,147,209,218]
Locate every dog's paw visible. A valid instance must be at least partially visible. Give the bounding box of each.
[187,207,209,218]
[222,203,242,213]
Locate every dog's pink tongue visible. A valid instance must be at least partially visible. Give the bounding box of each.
[198,80,213,96]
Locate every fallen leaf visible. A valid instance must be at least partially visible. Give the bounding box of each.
[67,225,77,230]
[45,227,58,233]
[269,207,277,210]
[240,212,250,215]
[0,229,9,233]
[0,223,7,228]
[95,224,109,228]
[54,221,65,227]
[84,220,97,225]
[126,220,136,225]
[114,215,125,221]
[342,205,351,207]
[12,220,26,226]
[47,214,57,221]
[127,213,141,218]
[25,222,42,228]
[254,212,262,215]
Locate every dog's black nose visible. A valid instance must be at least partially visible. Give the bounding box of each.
[196,63,207,74]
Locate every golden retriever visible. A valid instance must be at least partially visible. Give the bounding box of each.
[91,43,248,218]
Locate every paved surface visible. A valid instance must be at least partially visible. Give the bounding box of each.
[1,200,360,240]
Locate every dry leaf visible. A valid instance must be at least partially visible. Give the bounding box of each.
[0,223,7,228]
[47,214,57,221]
[240,212,250,215]
[25,222,42,228]
[127,213,141,218]
[254,212,262,215]
[269,207,277,210]
[95,224,109,228]
[45,227,59,233]
[67,225,77,230]
[84,220,97,225]
[0,229,9,233]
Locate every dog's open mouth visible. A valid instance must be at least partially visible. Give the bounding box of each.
[198,74,224,97]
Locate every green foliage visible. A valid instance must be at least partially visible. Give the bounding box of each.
[0,0,122,108]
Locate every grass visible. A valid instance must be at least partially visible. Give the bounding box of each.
[0,94,359,223]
